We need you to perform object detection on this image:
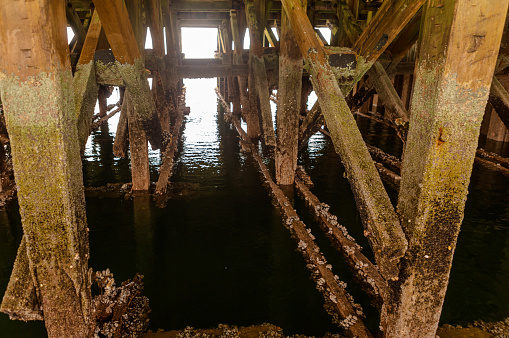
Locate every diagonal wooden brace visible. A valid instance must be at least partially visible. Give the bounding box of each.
[281,0,408,280]
[1,236,42,321]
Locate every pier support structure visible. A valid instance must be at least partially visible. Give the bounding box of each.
[389,0,509,336]
[0,1,92,336]
[275,5,303,186]
[94,0,164,190]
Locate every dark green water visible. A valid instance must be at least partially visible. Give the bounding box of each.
[1,79,509,336]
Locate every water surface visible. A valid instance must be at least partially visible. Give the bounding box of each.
[0,80,508,336]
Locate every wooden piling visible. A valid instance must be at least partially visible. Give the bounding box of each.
[246,0,276,152]
[275,7,302,185]
[113,96,130,158]
[0,1,92,336]
[389,1,509,336]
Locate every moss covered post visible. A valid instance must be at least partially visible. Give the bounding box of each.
[147,0,173,140]
[126,0,151,191]
[0,1,92,336]
[387,0,509,336]
[246,0,275,147]
[275,5,303,186]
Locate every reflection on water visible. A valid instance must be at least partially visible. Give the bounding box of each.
[0,80,509,336]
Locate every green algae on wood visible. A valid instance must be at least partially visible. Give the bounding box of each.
[95,60,125,86]
[0,236,43,321]
[117,59,163,150]
[276,7,302,185]
[388,0,509,335]
[124,90,151,190]
[0,70,92,337]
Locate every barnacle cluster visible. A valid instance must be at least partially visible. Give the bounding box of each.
[473,318,509,336]
[338,315,358,329]
[167,324,285,338]
[176,326,211,338]
[92,269,150,338]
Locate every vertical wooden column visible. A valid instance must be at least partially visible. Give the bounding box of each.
[230,9,248,118]
[389,1,509,336]
[148,0,172,141]
[125,0,151,191]
[221,20,235,105]
[163,4,182,124]
[246,0,276,153]
[400,74,412,111]
[247,68,261,138]
[275,6,303,185]
[0,1,92,336]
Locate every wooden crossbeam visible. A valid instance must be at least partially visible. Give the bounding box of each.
[334,0,412,138]
[365,61,409,141]
[336,1,363,45]
[264,27,279,49]
[384,9,421,77]
[180,19,223,27]
[77,11,102,65]
[178,12,230,21]
[172,0,233,12]
[281,0,407,281]
[352,0,425,67]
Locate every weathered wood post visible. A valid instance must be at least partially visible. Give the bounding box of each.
[275,5,303,185]
[246,0,276,151]
[148,0,173,142]
[230,9,249,118]
[126,0,152,191]
[0,1,92,336]
[387,0,509,336]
